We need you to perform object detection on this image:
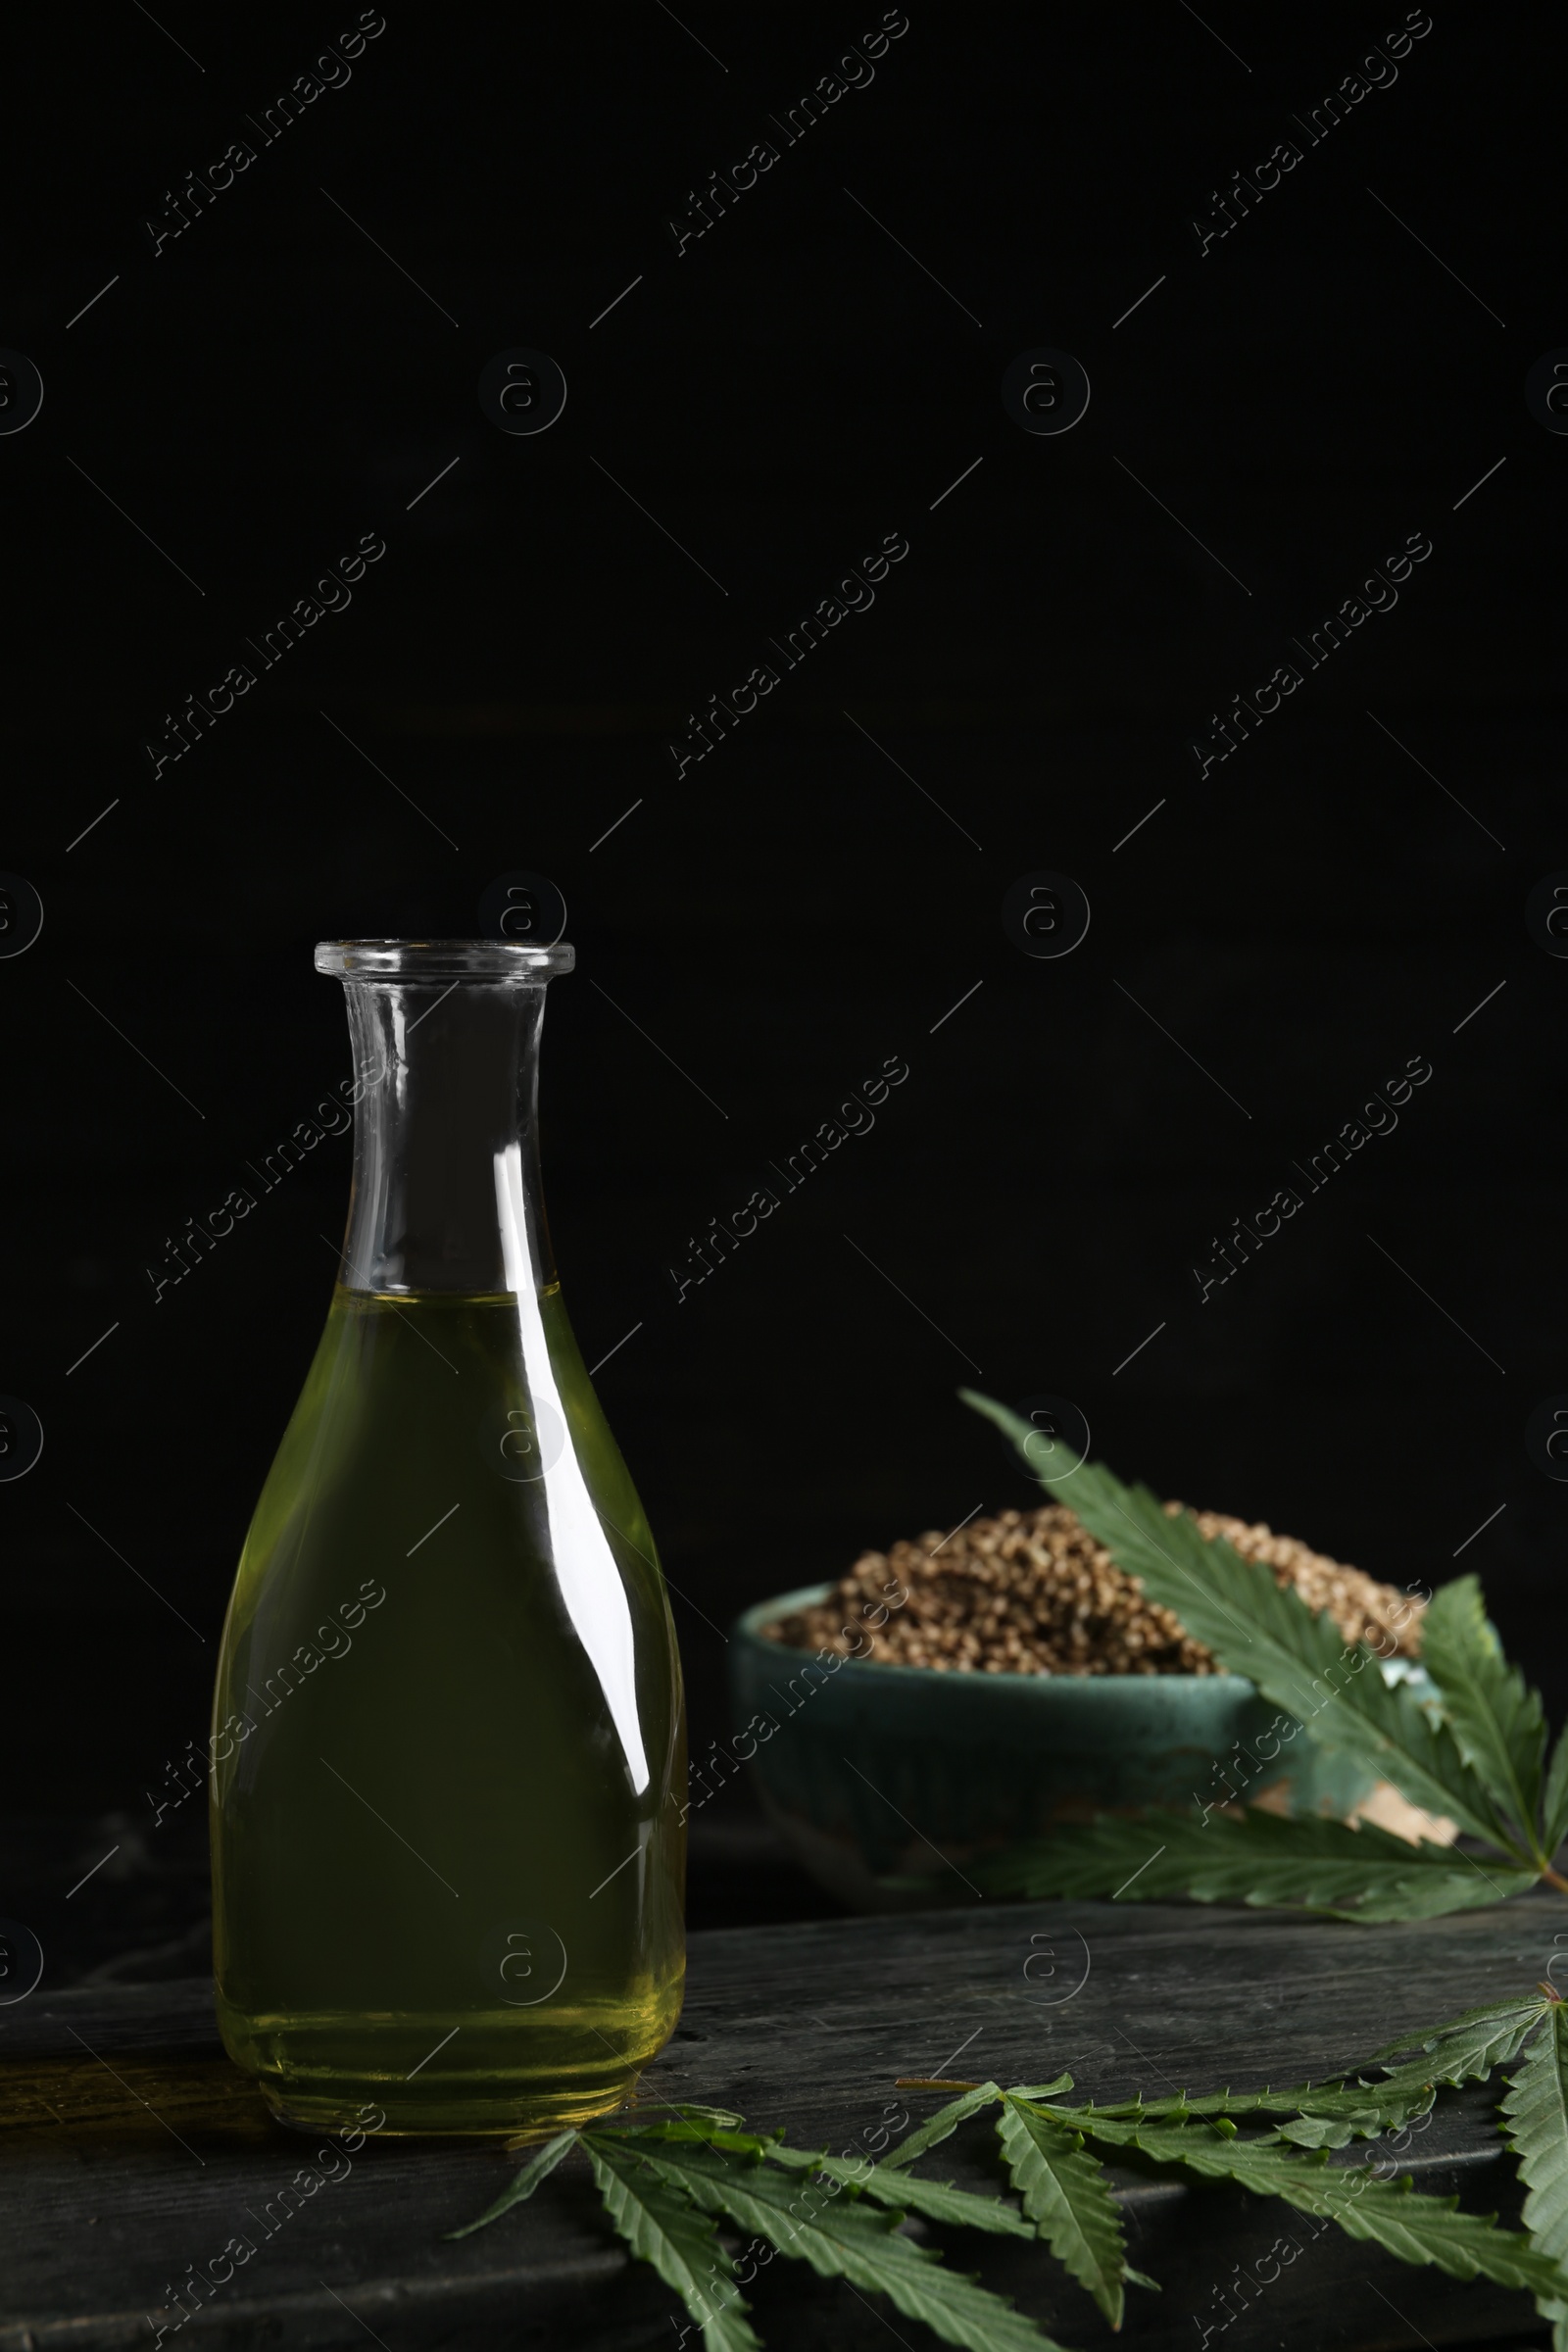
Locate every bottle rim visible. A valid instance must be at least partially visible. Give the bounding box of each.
[315,939,575,980]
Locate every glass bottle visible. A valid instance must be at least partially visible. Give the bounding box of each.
[211,940,686,2135]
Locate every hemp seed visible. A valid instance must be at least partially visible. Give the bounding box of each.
[767,1499,1422,1676]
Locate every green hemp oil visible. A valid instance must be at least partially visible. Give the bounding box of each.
[211,943,686,2134]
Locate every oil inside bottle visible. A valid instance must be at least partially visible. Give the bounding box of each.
[211,1285,685,2136]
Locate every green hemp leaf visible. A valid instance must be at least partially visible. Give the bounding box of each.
[959,1393,1568,1916]
[448,2011,1568,2351]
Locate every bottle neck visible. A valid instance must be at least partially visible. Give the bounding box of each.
[337,979,557,1296]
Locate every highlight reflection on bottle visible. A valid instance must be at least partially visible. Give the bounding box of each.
[211,939,686,2136]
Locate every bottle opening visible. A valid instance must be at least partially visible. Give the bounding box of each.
[316,939,574,982]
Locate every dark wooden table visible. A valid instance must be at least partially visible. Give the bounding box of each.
[1,1894,1558,2351]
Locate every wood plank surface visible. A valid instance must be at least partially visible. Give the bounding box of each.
[2,1893,1560,2351]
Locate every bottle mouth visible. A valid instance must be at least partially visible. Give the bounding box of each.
[315,939,575,981]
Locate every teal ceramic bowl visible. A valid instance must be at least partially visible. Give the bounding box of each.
[728,1583,1379,1911]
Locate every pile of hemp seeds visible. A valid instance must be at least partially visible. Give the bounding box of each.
[766,1500,1423,1677]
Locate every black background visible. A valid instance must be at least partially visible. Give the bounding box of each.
[4,4,1566,1939]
